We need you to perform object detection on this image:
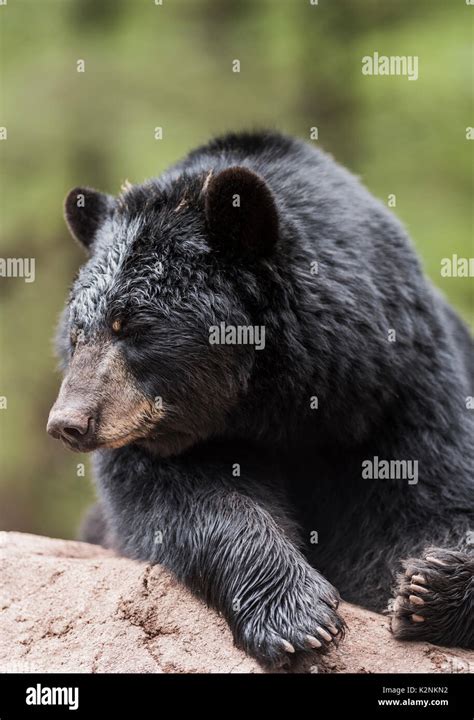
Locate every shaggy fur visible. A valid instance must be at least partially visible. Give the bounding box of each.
[48,131,474,665]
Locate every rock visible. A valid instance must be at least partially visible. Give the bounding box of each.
[0,532,472,674]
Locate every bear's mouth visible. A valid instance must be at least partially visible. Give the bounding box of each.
[55,426,194,456]
[56,430,143,453]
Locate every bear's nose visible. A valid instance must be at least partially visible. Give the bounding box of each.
[47,410,93,443]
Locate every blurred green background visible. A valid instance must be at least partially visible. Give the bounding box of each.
[0,0,472,539]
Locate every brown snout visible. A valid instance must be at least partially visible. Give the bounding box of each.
[47,340,155,452]
[46,343,102,451]
[47,406,95,448]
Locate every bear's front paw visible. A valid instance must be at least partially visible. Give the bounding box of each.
[391,547,474,649]
[231,567,345,667]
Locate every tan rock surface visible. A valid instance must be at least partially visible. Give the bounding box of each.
[1,532,472,674]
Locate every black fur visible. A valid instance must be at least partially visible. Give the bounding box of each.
[52,131,474,665]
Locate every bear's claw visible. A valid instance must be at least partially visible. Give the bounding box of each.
[391,547,474,648]
[305,635,322,648]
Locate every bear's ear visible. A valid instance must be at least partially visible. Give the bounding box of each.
[64,187,114,252]
[204,167,278,258]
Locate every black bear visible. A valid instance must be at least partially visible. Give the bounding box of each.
[47,131,474,664]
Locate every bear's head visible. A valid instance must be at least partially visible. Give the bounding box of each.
[47,166,292,457]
